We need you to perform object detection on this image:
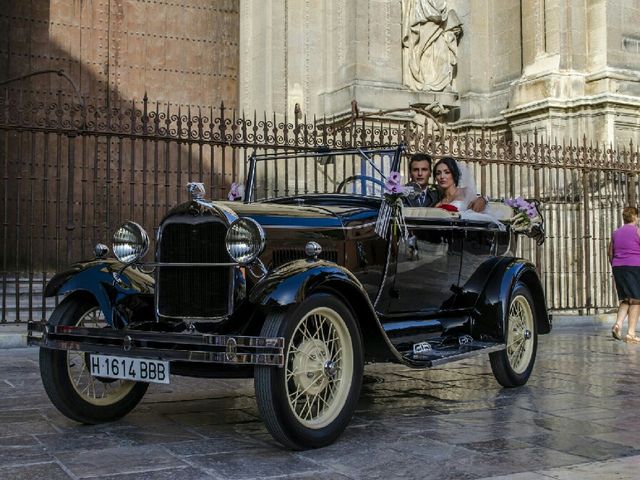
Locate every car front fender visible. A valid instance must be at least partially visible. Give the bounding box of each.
[249,259,365,308]
[249,259,403,363]
[472,258,551,342]
[44,259,155,327]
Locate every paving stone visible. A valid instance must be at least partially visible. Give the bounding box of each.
[35,431,134,453]
[187,448,322,479]
[0,445,53,468]
[298,443,452,478]
[481,446,590,472]
[480,454,640,480]
[530,415,618,435]
[588,429,640,448]
[459,437,532,453]
[163,434,262,456]
[99,466,215,480]
[55,445,188,477]
[517,430,640,460]
[541,405,619,421]
[0,462,72,480]
[531,454,640,480]
[476,473,559,480]
[0,409,45,423]
[0,420,59,436]
[419,421,551,445]
[0,434,40,447]
[279,473,353,480]
[168,409,259,427]
[108,425,203,446]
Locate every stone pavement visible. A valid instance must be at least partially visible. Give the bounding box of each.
[2,320,640,479]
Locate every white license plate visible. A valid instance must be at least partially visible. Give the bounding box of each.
[89,354,170,384]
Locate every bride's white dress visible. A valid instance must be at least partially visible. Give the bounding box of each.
[439,162,506,230]
[449,199,506,230]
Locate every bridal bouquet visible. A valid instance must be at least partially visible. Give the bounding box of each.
[375,172,409,240]
[504,197,545,245]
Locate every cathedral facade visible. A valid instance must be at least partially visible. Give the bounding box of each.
[240,0,640,146]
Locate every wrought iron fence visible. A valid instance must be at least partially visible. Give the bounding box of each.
[1,92,639,322]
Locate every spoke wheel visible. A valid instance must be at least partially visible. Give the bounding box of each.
[39,294,148,424]
[490,282,538,387]
[65,307,138,406]
[255,294,363,450]
[285,307,353,429]
[506,295,535,375]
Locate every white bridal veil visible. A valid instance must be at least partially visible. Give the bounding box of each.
[453,160,506,230]
[455,161,478,208]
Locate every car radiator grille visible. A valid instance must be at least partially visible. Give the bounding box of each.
[157,221,231,318]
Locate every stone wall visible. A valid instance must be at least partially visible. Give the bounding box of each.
[0,0,239,109]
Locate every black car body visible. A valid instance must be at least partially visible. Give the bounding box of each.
[30,146,550,449]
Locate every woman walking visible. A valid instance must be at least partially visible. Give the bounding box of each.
[609,206,640,343]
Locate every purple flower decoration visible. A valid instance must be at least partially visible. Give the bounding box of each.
[504,196,544,243]
[515,197,528,209]
[228,182,243,201]
[388,183,404,194]
[505,196,541,224]
[505,196,538,217]
[384,171,402,195]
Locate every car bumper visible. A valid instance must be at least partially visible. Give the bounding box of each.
[27,321,285,367]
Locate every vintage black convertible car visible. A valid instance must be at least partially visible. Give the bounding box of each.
[29,146,550,449]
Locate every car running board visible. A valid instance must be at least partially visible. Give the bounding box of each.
[402,339,506,367]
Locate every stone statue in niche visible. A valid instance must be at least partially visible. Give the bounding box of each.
[402,0,462,92]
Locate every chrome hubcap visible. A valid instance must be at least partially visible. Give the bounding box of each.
[324,360,338,378]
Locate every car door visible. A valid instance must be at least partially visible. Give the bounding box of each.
[457,219,504,288]
[454,218,511,339]
[387,216,462,314]
[380,212,463,347]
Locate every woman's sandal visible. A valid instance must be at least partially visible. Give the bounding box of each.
[612,324,622,340]
[624,334,640,344]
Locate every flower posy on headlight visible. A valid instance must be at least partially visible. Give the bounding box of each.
[225,218,265,264]
[112,221,149,263]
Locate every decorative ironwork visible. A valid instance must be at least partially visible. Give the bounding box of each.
[1,92,639,322]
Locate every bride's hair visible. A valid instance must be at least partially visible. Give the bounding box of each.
[433,157,460,186]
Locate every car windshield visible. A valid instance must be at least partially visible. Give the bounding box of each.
[245,147,403,202]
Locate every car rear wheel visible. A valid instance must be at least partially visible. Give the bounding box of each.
[39,294,148,424]
[489,282,538,387]
[254,293,364,449]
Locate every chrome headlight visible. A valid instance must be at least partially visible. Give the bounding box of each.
[112,221,149,264]
[225,218,265,264]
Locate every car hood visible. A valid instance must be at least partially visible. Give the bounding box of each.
[164,200,377,229]
[231,201,379,227]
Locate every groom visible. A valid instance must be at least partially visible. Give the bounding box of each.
[405,153,487,212]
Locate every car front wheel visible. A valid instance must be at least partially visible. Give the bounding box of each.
[254,293,364,449]
[39,294,149,424]
[489,282,538,387]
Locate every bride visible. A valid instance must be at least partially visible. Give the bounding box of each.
[433,157,505,228]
